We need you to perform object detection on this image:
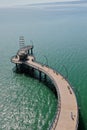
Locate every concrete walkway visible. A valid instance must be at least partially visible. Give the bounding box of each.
[11,55,78,130]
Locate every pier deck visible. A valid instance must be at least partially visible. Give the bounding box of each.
[11,47,78,130]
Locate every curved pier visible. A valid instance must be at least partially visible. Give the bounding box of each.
[11,45,78,130]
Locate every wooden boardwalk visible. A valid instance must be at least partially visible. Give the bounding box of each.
[11,47,78,130]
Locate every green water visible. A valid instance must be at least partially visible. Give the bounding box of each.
[0,2,87,129]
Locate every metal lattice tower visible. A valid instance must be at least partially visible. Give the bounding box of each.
[19,36,25,49]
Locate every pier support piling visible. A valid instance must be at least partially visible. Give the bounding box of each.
[28,50,30,55]
[16,63,18,70]
[31,48,33,55]
[39,71,42,81]
[31,68,34,76]
[44,74,47,81]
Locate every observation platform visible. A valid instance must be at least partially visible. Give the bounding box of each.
[11,45,78,130]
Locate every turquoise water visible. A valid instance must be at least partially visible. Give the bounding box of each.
[0,2,87,129]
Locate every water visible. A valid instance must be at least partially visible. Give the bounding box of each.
[0,2,87,129]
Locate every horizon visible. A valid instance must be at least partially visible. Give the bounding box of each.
[0,0,81,8]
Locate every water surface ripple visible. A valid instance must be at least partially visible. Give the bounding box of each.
[0,4,87,129]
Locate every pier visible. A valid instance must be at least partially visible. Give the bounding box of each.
[11,45,78,130]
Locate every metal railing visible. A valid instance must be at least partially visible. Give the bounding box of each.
[56,69,79,130]
[12,55,78,130]
[24,60,62,130]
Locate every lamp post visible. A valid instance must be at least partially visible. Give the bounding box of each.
[43,55,48,67]
[43,55,48,81]
[62,64,68,79]
[30,40,34,55]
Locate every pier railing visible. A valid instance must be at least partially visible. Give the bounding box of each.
[11,53,78,130]
[54,69,79,130]
[58,69,79,130]
[25,60,79,130]
[24,61,61,130]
